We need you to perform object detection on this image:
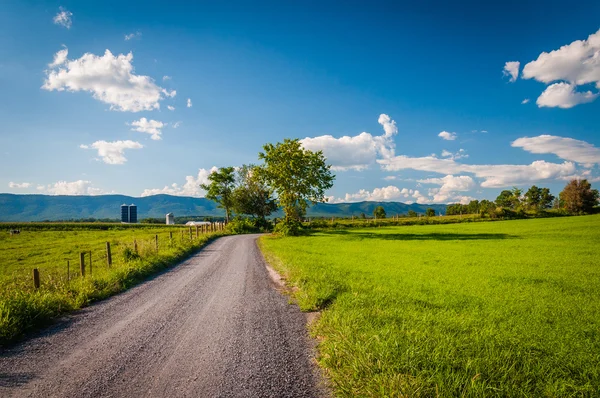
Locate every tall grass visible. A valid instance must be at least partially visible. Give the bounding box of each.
[259,215,600,397]
[0,225,224,345]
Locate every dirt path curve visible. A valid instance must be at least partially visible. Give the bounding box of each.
[0,234,325,397]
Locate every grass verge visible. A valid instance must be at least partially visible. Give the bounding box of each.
[259,215,600,397]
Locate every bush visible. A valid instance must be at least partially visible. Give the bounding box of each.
[273,219,303,236]
[225,217,273,234]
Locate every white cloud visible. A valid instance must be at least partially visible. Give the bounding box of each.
[331,186,436,205]
[521,98,530,104]
[163,76,172,81]
[441,148,468,160]
[167,105,175,111]
[124,31,142,41]
[141,167,218,197]
[130,118,164,140]
[162,89,176,98]
[438,131,457,141]
[383,176,397,181]
[43,48,170,112]
[535,82,598,109]
[53,7,72,29]
[45,180,103,195]
[300,114,399,171]
[49,47,68,67]
[511,135,600,167]
[417,175,476,202]
[80,140,143,165]
[187,98,192,108]
[503,61,520,82]
[521,28,600,108]
[173,121,182,128]
[379,155,576,188]
[8,182,31,188]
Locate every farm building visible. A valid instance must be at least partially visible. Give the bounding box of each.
[166,213,175,225]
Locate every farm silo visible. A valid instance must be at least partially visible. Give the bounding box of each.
[128,204,138,223]
[121,204,129,223]
[166,213,175,225]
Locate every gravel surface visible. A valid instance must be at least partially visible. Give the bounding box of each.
[0,234,326,397]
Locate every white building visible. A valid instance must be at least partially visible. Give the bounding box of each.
[185,221,211,226]
[166,213,175,225]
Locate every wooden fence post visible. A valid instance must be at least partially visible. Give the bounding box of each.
[33,268,40,289]
[196,226,199,238]
[189,227,192,240]
[181,230,184,240]
[67,260,70,281]
[89,251,92,276]
[169,231,173,242]
[80,252,85,277]
[134,239,138,254]
[155,234,159,252]
[106,242,112,267]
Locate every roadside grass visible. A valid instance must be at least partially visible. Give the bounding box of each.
[259,215,600,397]
[0,225,224,345]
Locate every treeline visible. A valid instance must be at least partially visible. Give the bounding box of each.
[446,179,599,217]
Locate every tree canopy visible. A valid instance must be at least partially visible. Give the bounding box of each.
[373,206,386,219]
[559,179,599,214]
[257,138,334,234]
[200,167,236,222]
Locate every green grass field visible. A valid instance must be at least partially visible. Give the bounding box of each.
[0,224,223,344]
[259,215,600,397]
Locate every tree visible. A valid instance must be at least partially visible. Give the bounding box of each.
[407,210,417,218]
[495,190,513,208]
[559,179,599,214]
[359,212,366,219]
[374,206,386,219]
[425,208,435,217]
[539,188,555,209]
[524,185,541,210]
[257,139,335,234]
[200,167,236,222]
[510,187,523,209]
[231,165,277,220]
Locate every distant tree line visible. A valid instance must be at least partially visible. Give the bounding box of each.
[446,179,598,217]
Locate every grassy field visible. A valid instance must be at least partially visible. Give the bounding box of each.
[259,215,600,397]
[0,224,224,344]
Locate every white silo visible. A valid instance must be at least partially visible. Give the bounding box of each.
[166,213,175,225]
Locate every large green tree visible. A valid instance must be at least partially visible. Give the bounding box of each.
[373,206,386,219]
[559,179,599,214]
[231,164,277,220]
[200,167,236,222]
[257,139,334,234]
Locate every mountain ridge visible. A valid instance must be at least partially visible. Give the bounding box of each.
[0,193,447,221]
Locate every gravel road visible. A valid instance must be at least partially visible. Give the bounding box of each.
[0,234,326,397]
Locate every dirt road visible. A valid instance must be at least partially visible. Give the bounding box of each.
[0,234,324,397]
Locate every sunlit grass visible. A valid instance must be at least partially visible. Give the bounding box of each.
[259,215,600,397]
[0,225,223,345]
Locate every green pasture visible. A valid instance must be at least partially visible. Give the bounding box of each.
[259,215,600,397]
[0,224,222,344]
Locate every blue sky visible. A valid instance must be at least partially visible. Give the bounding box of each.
[2,1,599,204]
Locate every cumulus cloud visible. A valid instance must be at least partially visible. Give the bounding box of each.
[300,114,398,171]
[141,167,219,197]
[438,131,457,141]
[53,7,72,29]
[124,31,142,41]
[379,155,576,188]
[130,118,164,140]
[511,135,600,167]
[187,98,192,108]
[80,140,143,165]
[45,180,103,195]
[330,186,435,205]
[441,148,468,160]
[417,175,476,202]
[8,182,31,188]
[167,105,175,111]
[42,47,171,112]
[535,82,598,109]
[49,47,68,67]
[521,28,600,108]
[503,61,520,82]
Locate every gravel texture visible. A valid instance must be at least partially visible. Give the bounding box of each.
[0,234,326,397]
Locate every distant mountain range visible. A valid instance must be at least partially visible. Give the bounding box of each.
[0,194,447,222]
